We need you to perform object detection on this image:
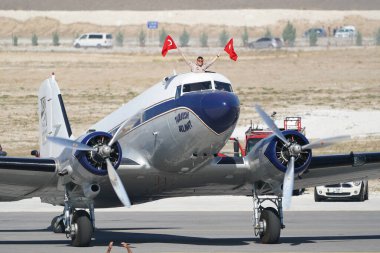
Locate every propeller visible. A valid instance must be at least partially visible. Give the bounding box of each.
[255,105,290,146]
[106,159,131,207]
[282,156,294,209]
[255,105,350,209]
[46,136,96,152]
[301,135,350,150]
[47,111,143,207]
[108,111,142,147]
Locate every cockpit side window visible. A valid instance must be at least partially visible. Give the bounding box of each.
[175,85,182,99]
[214,81,233,92]
[182,81,212,93]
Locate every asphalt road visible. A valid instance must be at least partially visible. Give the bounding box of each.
[1,211,380,253]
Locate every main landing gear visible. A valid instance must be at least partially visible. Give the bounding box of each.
[51,191,95,246]
[252,189,285,244]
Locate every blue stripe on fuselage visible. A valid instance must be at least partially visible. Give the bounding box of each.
[143,90,240,134]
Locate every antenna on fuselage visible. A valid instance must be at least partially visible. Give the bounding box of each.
[173,69,177,75]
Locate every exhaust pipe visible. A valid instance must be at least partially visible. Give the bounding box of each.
[83,184,101,199]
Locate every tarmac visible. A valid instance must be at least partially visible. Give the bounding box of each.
[1,192,380,252]
[1,211,380,253]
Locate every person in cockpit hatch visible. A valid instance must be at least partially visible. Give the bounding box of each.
[178,48,220,73]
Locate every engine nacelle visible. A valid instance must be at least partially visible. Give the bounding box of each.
[247,130,312,192]
[75,131,122,176]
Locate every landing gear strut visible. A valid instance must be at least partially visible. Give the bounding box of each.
[51,189,95,247]
[252,189,284,244]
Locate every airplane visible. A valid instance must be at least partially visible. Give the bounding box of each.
[0,71,380,247]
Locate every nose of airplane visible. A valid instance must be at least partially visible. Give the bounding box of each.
[200,91,240,134]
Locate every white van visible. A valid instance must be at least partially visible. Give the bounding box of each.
[73,33,113,48]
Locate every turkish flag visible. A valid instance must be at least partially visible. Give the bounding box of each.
[224,38,238,61]
[161,35,177,57]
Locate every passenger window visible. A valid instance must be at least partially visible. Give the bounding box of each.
[214,81,232,92]
[80,35,87,39]
[106,34,112,39]
[183,81,212,93]
[89,34,103,39]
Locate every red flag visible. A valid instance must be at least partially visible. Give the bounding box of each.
[224,38,238,61]
[161,35,177,57]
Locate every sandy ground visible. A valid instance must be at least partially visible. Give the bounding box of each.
[0,47,380,155]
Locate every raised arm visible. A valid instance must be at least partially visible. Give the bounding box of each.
[177,47,192,66]
[203,51,221,70]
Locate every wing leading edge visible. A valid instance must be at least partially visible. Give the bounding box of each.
[295,152,380,189]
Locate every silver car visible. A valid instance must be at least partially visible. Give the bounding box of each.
[334,26,356,38]
[248,37,282,49]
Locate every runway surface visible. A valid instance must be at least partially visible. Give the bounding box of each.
[1,211,380,253]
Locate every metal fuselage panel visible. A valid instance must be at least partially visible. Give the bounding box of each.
[79,73,244,207]
[89,72,239,175]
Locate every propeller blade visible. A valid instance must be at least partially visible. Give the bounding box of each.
[282,156,295,210]
[108,111,143,147]
[47,136,95,151]
[106,158,131,207]
[255,105,290,146]
[302,135,351,150]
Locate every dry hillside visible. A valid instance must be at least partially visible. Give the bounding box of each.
[0,0,379,11]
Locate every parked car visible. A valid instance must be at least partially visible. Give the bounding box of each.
[248,37,282,49]
[304,28,327,37]
[314,180,368,202]
[73,33,113,48]
[334,26,356,38]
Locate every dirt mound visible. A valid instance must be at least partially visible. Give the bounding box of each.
[2,15,380,39]
[0,0,379,10]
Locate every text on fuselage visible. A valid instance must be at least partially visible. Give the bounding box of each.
[175,111,192,133]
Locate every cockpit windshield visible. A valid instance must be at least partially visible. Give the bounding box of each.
[183,81,212,93]
[180,80,233,97]
[214,81,233,92]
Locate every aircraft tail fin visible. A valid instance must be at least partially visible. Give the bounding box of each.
[38,74,73,158]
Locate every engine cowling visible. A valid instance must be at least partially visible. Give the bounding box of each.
[75,131,122,176]
[264,130,312,174]
[247,130,312,191]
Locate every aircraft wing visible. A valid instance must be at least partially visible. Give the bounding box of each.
[294,152,380,189]
[0,157,57,201]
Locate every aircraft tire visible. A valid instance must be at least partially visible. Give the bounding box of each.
[71,210,92,247]
[259,208,281,244]
[51,215,65,233]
